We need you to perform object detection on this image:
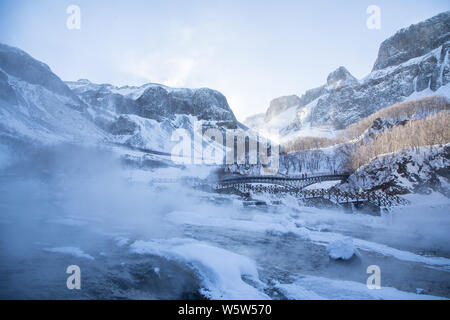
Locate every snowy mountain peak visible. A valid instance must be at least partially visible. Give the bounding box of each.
[326,66,358,89]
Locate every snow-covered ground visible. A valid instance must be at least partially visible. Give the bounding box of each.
[275,275,447,300]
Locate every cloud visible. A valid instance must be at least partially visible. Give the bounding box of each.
[118,24,203,87]
[166,56,196,87]
[120,50,197,87]
[114,23,252,119]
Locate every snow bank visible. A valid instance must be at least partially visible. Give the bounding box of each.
[304,180,341,190]
[304,227,450,270]
[276,274,447,300]
[44,247,94,260]
[129,238,268,299]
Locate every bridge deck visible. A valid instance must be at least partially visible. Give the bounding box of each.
[217,174,350,190]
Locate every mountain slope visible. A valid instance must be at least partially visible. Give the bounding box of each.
[0,43,104,143]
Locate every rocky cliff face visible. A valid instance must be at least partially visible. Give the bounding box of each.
[373,11,450,71]
[68,79,237,124]
[136,85,237,122]
[245,11,450,136]
[65,78,241,152]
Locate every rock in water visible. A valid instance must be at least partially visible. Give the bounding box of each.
[326,238,360,260]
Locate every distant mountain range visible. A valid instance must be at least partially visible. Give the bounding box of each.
[244,11,450,142]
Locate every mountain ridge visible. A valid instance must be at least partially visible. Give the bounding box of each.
[0,42,243,152]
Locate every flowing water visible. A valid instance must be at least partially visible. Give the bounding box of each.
[1,146,449,300]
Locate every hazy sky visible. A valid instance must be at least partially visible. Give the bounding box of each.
[0,0,449,121]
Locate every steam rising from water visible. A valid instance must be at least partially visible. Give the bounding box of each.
[0,142,449,299]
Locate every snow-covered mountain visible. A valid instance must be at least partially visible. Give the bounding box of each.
[65,78,245,153]
[0,42,247,157]
[245,11,450,141]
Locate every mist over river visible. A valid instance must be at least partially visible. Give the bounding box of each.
[1,144,449,299]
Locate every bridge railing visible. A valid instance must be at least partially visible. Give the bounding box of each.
[218,173,349,184]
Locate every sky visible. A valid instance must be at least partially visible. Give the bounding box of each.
[0,0,449,121]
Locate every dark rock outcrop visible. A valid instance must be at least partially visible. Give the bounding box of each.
[68,80,238,124]
[108,116,138,135]
[326,66,358,88]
